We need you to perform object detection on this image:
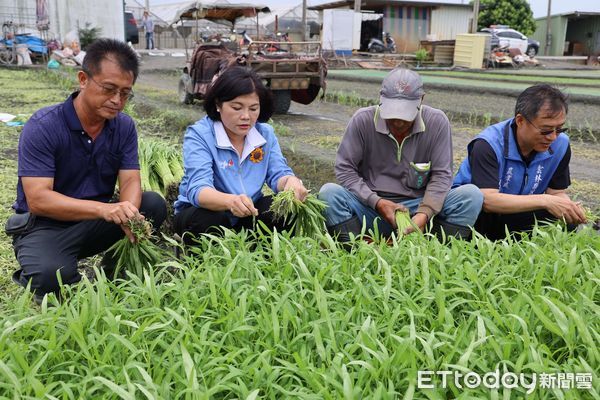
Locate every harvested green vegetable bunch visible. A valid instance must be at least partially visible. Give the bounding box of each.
[138,139,184,196]
[168,150,184,182]
[152,144,176,190]
[269,190,327,237]
[108,219,163,278]
[395,210,419,236]
[138,141,152,191]
[583,207,599,223]
[582,207,600,231]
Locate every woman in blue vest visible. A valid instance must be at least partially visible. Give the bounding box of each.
[173,67,307,244]
[454,84,587,239]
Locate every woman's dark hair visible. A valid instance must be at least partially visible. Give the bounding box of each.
[515,84,568,120]
[82,38,139,82]
[204,66,273,122]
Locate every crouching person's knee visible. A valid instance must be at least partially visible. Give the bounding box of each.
[318,183,345,204]
[460,184,484,214]
[141,191,168,230]
[28,262,81,295]
[447,184,484,226]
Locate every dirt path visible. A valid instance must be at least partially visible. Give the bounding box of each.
[135,65,600,209]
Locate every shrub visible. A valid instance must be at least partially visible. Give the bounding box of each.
[78,23,102,50]
[415,48,429,66]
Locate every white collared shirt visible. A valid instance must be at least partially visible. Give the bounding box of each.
[214,121,267,163]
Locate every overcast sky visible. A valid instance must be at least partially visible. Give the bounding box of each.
[148,0,597,19]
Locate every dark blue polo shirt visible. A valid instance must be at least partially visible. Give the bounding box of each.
[13,92,139,213]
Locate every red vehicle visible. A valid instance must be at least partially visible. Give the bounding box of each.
[124,11,139,44]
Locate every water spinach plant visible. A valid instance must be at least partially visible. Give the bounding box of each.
[269,189,327,237]
[0,224,598,398]
[107,219,164,278]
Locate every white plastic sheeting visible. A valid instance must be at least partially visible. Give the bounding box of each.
[322,9,361,53]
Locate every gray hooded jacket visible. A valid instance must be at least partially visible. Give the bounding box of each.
[335,104,453,219]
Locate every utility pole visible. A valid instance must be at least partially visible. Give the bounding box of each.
[256,13,260,39]
[544,0,552,55]
[471,0,480,33]
[145,0,149,11]
[354,0,361,12]
[302,0,307,41]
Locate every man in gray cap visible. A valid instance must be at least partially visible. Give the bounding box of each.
[318,68,483,242]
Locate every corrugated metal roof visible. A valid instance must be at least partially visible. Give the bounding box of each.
[170,1,270,25]
[535,11,600,20]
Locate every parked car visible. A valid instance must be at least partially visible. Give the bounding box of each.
[481,27,529,56]
[124,11,139,44]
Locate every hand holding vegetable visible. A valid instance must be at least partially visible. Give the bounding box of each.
[108,219,162,278]
[544,195,587,225]
[282,176,308,202]
[228,194,258,218]
[269,189,327,237]
[395,210,425,236]
[407,212,428,234]
[376,199,408,227]
[100,201,143,226]
[120,223,137,244]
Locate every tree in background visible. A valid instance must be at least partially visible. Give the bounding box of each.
[476,0,536,35]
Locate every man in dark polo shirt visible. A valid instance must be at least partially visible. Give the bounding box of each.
[8,38,166,302]
[318,68,483,242]
[453,84,586,240]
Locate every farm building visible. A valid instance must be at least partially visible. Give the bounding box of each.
[531,11,600,57]
[309,0,473,52]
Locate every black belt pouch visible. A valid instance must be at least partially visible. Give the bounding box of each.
[4,212,36,236]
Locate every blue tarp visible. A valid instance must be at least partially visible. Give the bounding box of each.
[0,34,47,55]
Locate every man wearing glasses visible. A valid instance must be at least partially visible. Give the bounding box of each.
[453,84,586,240]
[8,38,166,303]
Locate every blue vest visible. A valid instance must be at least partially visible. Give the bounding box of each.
[453,118,569,195]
